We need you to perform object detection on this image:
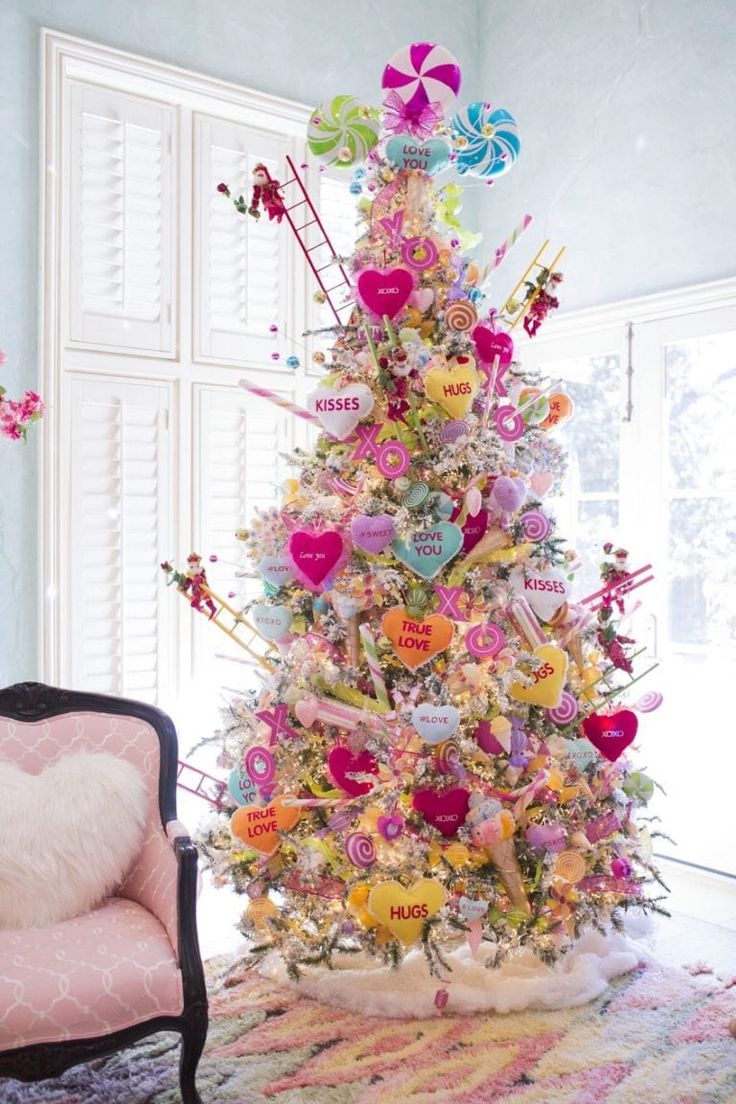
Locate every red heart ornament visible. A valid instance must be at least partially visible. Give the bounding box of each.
[288,529,346,591]
[328,747,379,797]
[413,787,470,838]
[357,267,414,319]
[461,508,489,555]
[472,325,514,367]
[581,710,638,762]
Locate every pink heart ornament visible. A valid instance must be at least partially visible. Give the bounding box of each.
[307,383,375,441]
[288,528,347,592]
[412,787,470,838]
[351,513,396,554]
[328,747,379,797]
[472,325,514,367]
[357,267,414,319]
[460,509,489,555]
[377,814,404,841]
[530,470,555,497]
[409,287,434,313]
[295,697,320,728]
[509,565,570,622]
[581,710,638,763]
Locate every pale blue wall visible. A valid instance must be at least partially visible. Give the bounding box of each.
[478,0,736,309]
[2,0,735,684]
[0,0,480,685]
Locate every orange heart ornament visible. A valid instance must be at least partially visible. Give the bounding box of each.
[231,797,301,856]
[381,606,453,670]
[367,879,448,946]
[424,355,480,418]
[509,645,569,708]
[540,392,574,431]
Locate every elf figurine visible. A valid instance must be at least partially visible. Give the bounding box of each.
[249,164,286,223]
[183,553,217,619]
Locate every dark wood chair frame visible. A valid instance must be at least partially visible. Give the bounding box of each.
[0,682,208,1104]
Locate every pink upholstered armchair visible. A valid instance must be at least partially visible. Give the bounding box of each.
[0,682,207,1104]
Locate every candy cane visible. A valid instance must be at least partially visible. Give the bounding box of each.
[359,623,391,710]
[490,214,533,272]
[238,380,320,424]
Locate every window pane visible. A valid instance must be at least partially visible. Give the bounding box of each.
[572,499,620,601]
[668,496,736,646]
[666,333,736,492]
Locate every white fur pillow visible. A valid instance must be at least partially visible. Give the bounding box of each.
[0,753,149,930]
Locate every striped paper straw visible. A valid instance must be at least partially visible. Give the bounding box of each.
[359,623,391,710]
[238,379,320,424]
[309,693,394,735]
[490,214,533,271]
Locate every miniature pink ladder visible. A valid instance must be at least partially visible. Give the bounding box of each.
[177,760,228,809]
[274,155,355,326]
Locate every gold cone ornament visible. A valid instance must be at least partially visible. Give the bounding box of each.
[465,794,531,915]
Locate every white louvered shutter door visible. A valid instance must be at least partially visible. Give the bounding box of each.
[308,172,359,367]
[195,115,290,365]
[194,384,293,669]
[67,83,174,354]
[67,375,173,702]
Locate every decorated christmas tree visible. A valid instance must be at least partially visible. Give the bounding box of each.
[171,42,666,1007]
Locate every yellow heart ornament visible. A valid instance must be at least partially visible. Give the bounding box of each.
[424,355,480,418]
[509,645,569,708]
[367,879,448,946]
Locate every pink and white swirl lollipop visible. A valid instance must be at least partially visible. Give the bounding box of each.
[545,691,579,726]
[495,405,525,442]
[465,622,506,658]
[519,510,551,542]
[382,42,462,117]
[345,832,376,868]
[636,691,663,713]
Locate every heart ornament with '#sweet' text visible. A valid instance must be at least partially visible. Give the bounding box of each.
[381,607,453,670]
[509,645,569,709]
[581,710,638,762]
[367,879,448,945]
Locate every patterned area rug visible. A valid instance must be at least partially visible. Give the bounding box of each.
[3,958,736,1104]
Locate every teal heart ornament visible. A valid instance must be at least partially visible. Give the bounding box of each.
[412,703,460,744]
[566,738,598,769]
[392,522,463,579]
[251,604,293,641]
[386,135,451,175]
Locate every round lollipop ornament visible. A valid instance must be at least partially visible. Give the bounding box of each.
[382,42,462,118]
[307,95,380,168]
[451,102,521,178]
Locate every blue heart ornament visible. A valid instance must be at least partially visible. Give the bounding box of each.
[386,135,451,176]
[392,522,463,579]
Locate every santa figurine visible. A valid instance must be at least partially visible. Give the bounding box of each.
[183,553,217,619]
[249,163,286,223]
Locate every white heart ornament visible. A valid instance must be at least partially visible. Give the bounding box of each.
[411,704,460,744]
[307,384,375,441]
[331,592,361,619]
[258,555,295,588]
[509,566,570,622]
[459,896,487,921]
[251,603,293,641]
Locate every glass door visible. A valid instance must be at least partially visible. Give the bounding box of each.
[634,307,736,873]
[518,304,736,875]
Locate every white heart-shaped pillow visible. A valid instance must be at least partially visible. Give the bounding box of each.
[0,753,148,930]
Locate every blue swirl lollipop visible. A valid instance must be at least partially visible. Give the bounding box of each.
[450,102,521,178]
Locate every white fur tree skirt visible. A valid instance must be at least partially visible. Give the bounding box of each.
[260,915,653,1018]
